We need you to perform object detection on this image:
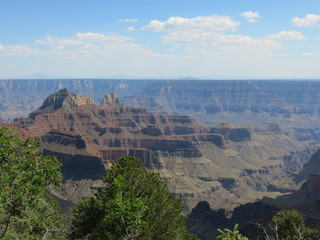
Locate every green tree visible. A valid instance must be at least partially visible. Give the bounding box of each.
[0,127,66,239]
[271,209,318,240]
[216,224,248,240]
[71,156,198,240]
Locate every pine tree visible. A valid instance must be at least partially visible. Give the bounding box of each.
[71,156,198,240]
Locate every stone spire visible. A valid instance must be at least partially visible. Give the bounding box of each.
[102,93,123,108]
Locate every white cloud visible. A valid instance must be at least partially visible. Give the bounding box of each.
[35,35,82,46]
[301,52,317,57]
[74,32,132,42]
[143,15,240,32]
[125,26,136,32]
[240,11,261,18]
[240,11,261,23]
[1,45,40,56]
[0,32,182,78]
[265,31,305,40]
[143,14,281,59]
[162,31,282,58]
[1,32,157,59]
[247,18,258,23]
[120,18,139,23]
[292,14,320,27]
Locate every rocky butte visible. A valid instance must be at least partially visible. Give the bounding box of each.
[7,88,317,213]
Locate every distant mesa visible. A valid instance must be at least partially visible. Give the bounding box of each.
[178,76,199,80]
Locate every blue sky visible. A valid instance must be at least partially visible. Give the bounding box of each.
[1,0,320,79]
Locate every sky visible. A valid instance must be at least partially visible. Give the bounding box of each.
[1,0,320,79]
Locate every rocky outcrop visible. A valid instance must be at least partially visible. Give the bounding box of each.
[254,123,281,132]
[294,149,320,183]
[187,201,230,240]
[41,131,86,149]
[209,123,251,142]
[289,128,320,142]
[0,122,23,129]
[187,201,278,240]
[102,93,123,108]
[29,88,95,119]
[98,148,158,168]
[43,149,106,181]
[180,134,224,147]
[291,174,320,201]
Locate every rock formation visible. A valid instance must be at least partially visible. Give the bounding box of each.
[292,174,320,201]
[1,79,320,130]
[187,200,278,240]
[29,88,95,119]
[188,172,320,239]
[7,88,318,213]
[294,149,320,183]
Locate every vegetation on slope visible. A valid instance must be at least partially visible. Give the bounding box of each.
[71,156,198,240]
[0,127,66,239]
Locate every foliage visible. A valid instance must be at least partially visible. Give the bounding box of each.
[270,209,318,240]
[216,224,248,240]
[71,156,198,240]
[0,127,66,239]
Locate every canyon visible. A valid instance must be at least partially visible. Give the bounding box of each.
[1,79,320,238]
[2,79,320,130]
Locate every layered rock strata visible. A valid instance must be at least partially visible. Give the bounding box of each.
[10,89,315,212]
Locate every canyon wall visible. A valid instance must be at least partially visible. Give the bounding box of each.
[1,79,320,130]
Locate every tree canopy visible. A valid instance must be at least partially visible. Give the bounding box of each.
[71,156,198,240]
[0,127,66,239]
[271,209,318,240]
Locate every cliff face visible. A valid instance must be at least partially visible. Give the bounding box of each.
[292,174,320,200]
[43,149,106,181]
[209,123,251,142]
[294,149,320,183]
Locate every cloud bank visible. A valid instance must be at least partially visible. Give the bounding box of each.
[143,15,240,32]
[292,14,320,27]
